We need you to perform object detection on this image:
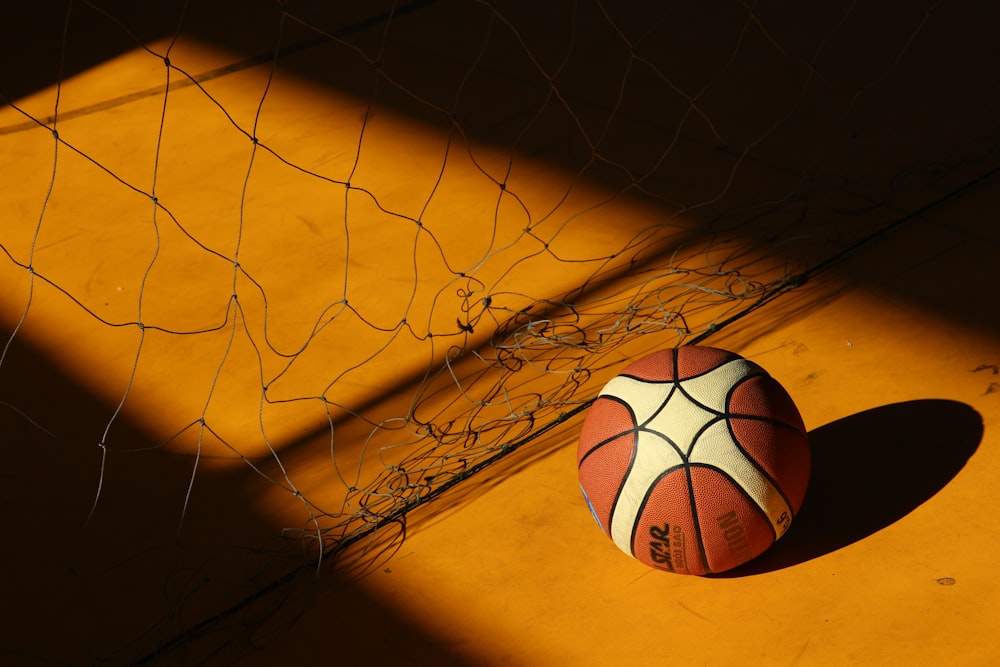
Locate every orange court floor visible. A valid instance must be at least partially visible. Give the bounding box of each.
[1,2,999,666]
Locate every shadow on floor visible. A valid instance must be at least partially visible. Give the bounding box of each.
[0,326,477,666]
[715,399,983,577]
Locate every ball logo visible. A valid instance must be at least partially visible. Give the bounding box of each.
[648,522,686,573]
[716,511,753,566]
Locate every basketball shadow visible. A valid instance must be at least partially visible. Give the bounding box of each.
[713,399,983,577]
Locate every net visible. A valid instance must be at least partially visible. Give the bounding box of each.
[2,0,998,663]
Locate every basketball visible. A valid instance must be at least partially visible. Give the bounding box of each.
[577,346,810,575]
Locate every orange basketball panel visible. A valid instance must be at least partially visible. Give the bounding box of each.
[690,465,777,573]
[728,374,806,431]
[675,346,741,379]
[577,433,635,534]
[729,417,811,514]
[617,349,676,382]
[631,468,701,574]
[577,396,635,463]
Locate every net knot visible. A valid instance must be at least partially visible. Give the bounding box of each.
[785,273,808,288]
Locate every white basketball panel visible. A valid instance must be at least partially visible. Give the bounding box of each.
[674,358,762,412]
[609,429,684,555]
[599,375,671,425]
[689,419,792,537]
